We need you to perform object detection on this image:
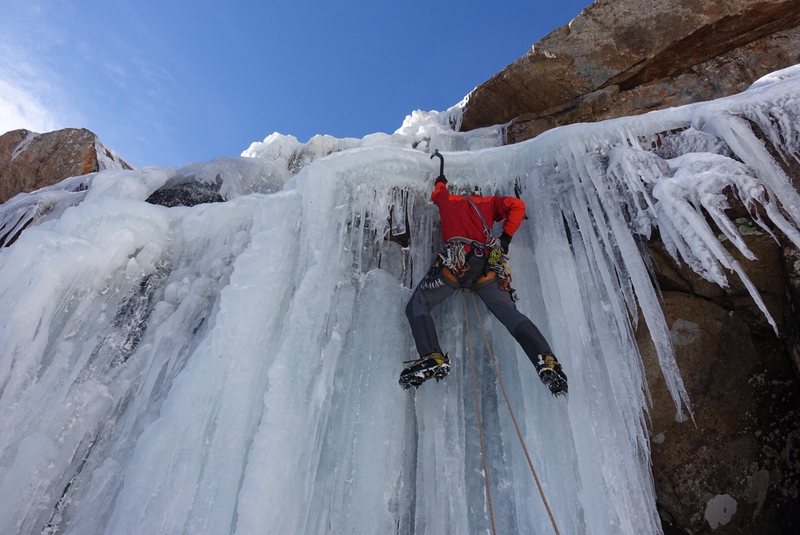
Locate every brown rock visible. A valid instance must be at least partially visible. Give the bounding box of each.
[726,229,787,330]
[0,128,132,203]
[648,230,787,326]
[641,227,800,533]
[638,291,800,534]
[462,0,800,141]
[649,239,725,298]
[783,240,800,372]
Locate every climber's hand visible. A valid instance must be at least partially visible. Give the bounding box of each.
[499,232,512,254]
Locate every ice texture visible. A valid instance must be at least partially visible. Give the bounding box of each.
[0,65,799,534]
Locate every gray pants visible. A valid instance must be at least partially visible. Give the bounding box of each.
[405,254,553,365]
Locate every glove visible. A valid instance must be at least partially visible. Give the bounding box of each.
[499,232,512,254]
[435,174,447,185]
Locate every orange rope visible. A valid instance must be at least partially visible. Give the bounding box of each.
[462,293,498,535]
[469,292,561,535]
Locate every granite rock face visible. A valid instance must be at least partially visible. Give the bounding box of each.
[638,170,800,533]
[460,0,800,143]
[0,128,132,203]
[633,107,800,532]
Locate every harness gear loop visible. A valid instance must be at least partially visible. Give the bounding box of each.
[439,240,469,278]
[467,292,562,535]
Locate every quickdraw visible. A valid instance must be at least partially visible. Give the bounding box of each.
[439,240,469,277]
[487,247,518,301]
[420,240,466,290]
[420,239,473,290]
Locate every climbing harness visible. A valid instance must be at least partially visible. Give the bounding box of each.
[419,262,447,290]
[422,209,518,298]
[462,292,562,535]
[462,195,518,301]
[421,236,498,291]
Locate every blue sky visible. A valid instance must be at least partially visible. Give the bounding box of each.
[0,1,589,167]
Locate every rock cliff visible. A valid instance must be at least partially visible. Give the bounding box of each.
[639,230,800,534]
[0,128,132,203]
[460,0,800,144]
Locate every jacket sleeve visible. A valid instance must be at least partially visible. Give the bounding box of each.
[431,180,450,206]
[493,196,526,237]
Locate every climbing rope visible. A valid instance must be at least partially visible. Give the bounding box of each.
[462,293,498,535]
[464,291,562,535]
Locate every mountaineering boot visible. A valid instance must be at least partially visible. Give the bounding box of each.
[535,354,568,396]
[399,352,450,389]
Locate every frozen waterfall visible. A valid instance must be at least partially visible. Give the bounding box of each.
[1,65,799,534]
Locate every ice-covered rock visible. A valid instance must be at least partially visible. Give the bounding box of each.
[0,66,798,534]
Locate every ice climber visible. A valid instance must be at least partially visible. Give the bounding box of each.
[400,153,568,396]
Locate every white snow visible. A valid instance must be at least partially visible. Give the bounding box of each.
[748,64,800,91]
[670,319,701,347]
[95,140,133,171]
[11,129,39,161]
[704,494,737,529]
[0,65,798,534]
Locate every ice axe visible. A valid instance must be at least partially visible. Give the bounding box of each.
[514,176,529,220]
[431,149,444,180]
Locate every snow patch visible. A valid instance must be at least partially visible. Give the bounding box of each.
[10,130,39,161]
[670,319,701,347]
[95,139,133,171]
[748,64,800,91]
[705,494,737,529]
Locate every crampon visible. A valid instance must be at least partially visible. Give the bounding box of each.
[399,353,450,389]
[536,354,568,396]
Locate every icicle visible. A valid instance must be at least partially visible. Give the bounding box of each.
[703,112,800,228]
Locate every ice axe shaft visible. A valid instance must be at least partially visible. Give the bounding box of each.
[431,149,444,177]
[515,177,529,220]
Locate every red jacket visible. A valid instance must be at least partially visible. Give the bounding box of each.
[431,181,526,243]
